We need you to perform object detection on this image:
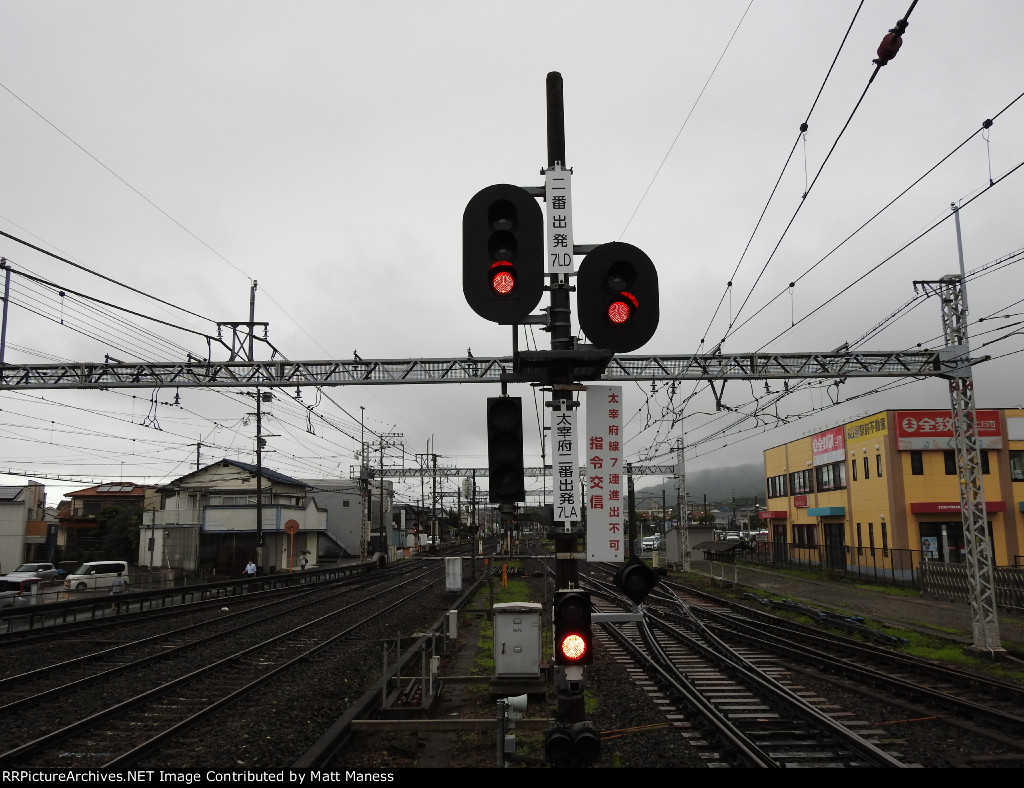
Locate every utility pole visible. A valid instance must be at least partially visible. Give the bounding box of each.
[661,488,666,540]
[359,407,370,564]
[255,389,263,553]
[1,259,11,367]
[375,433,403,564]
[432,450,438,543]
[676,434,689,570]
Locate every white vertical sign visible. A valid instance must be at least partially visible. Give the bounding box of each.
[545,166,574,276]
[586,386,624,562]
[552,399,580,528]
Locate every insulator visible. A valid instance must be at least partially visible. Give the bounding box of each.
[875,32,902,65]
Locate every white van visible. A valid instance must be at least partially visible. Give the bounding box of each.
[64,561,130,592]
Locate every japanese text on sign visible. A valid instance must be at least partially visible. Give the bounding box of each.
[552,399,580,527]
[586,385,623,562]
[545,166,574,275]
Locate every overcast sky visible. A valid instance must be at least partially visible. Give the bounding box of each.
[1,1,1023,510]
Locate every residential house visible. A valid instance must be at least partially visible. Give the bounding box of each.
[300,478,396,557]
[57,482,159,562]
[144,459,327,575]
[0,481,50,573]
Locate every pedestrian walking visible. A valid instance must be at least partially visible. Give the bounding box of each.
[243,560,257,579]
[109,571,127,609]
[299,555,308,571]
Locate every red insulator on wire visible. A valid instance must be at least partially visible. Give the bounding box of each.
[875,32,903,65]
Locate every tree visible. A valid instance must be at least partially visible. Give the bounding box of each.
[94,504,141,559]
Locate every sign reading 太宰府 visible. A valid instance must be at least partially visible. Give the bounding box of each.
[552,399,580,528]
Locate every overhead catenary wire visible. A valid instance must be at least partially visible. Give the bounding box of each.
[618,1,755,242]
[723,3,920,347]
[724,90,1024,344]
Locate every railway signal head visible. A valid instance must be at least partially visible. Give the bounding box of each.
[614,557,659,605]
[577,241,659,353]
[486,396,526,504]
[463,184,544,324]
[545,723,601,767]
[553,590,593,666]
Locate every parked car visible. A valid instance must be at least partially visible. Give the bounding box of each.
[0,576,43,607]
[641,535,663,551]
[63,561,130,592]
[6,562,60,583]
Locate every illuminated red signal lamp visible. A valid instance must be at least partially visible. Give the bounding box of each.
[607,291,638,324]
[557,631,589,663]
[490,262,517,296]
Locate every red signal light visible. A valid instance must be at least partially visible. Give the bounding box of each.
[608,300,630,324]
[558,632,589,663]
[489,262,517,296]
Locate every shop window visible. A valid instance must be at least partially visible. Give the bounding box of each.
[944,449,990,474]
[1011,450,1024,481]
[793,523,817,547]
[910,451,923,475]
[815,462,846,491]
[789,469,814,495]
[766,474,787,499]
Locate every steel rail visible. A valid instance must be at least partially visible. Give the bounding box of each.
[0,569,437,766]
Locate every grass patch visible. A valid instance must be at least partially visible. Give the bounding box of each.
[848,582,921,597]
[685,571,1024,682]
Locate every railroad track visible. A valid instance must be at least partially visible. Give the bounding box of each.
[661,583,1024,741]
[0,563,446,768]
[579,563,1024,766]
[591,584,911,767]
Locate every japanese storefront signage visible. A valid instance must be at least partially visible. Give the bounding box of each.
[585,385,623,562]
[811,426,846,466]
[895,409,1002,450]
[845,412,888,443]
[552,398,580,528]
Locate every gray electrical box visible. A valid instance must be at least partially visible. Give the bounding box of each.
[492,602,542,677]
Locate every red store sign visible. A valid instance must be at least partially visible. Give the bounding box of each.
[896,410,1002,450]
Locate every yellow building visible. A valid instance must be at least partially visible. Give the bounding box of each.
[761,409,1024,574]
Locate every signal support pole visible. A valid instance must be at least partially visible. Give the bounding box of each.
[545,71,586,727]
